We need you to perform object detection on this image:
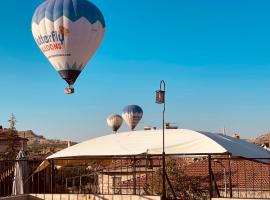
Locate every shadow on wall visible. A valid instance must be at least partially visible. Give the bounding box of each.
[0,195,43,200]
[28,196,43,200]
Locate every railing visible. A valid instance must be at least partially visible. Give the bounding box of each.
[0,155,270,199]
[0,160,42,197]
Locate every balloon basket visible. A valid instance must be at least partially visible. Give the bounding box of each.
[64,87,74,94]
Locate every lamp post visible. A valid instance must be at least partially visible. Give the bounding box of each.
[213,159,227,197]
[156,80,166,200]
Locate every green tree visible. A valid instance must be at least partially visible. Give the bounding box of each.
[153,158,205,200]
[2,114,19,159]
[8,113,17,131]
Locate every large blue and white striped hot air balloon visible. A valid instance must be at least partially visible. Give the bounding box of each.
[31,0,105,94]
[122,105,143,131]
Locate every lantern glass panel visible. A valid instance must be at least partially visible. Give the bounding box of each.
[156,90,165,104]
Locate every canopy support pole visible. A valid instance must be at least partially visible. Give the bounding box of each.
[165,171,176,199]
[211,170,220,197]
[228,154,233,198]
[50,159,55,194]
[208,155,213,198]
[132,156,136,195]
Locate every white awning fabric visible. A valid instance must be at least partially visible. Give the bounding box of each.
[47,129,270,159]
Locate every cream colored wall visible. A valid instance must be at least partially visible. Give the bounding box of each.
[31,194,160,200]
[213,199,265,200]
[0,194,161,200]
[214,190,270,199]
[99,174,136,194]
[99,172,151,195]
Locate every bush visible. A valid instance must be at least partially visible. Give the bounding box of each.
[152,158,205,199]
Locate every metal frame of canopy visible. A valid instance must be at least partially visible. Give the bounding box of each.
[1,153,270,199]
[32,152,236,199]
[39,153,232,199]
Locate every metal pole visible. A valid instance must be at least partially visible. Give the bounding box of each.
[156,80,166,200]
[133,156,136,195]
[161,80,166,200]
[213,159,227,197]
[208,155,213,198]
[162,107,166,200]
[228,155,233,198]
[50,159,54,194]
[224,167,227,197]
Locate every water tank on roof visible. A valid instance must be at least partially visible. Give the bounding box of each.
[165,123,178,129]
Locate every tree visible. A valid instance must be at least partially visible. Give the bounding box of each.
[2,114,19,159]
[152,158,205,200]
[8,113,17,131]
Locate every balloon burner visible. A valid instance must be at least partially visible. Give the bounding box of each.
[64,86,74,94]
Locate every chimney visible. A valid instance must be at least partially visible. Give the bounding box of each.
[232,133,240,139]
[144,127,157,131]
[165,123,178,129]
[223,126,226,135]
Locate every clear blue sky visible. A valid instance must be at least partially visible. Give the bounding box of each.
[0,0,270,141]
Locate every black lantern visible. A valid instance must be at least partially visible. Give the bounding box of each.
[156,80,165,104]
[156,89,165,104]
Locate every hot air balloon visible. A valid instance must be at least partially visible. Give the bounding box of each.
[32,0,105,94]
[107,114,123,133]
[122,105,143,131]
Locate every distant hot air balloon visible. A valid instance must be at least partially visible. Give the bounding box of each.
[31,0,105,94]
[107,114,123,133]
[122,105,143,131]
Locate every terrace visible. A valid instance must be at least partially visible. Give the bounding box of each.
[1,129,270,200]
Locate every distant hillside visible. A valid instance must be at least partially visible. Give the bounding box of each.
[18,130,73,146]
[250,132,270,145]
[18,130,77,159]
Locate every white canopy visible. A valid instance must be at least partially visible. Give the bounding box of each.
[47,129,270,159]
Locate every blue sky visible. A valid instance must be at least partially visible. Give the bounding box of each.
[0,0,270,141]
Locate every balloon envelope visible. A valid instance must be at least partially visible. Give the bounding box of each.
[122,105,143,130]
[32,0,105,88]
[107,114,123,133]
